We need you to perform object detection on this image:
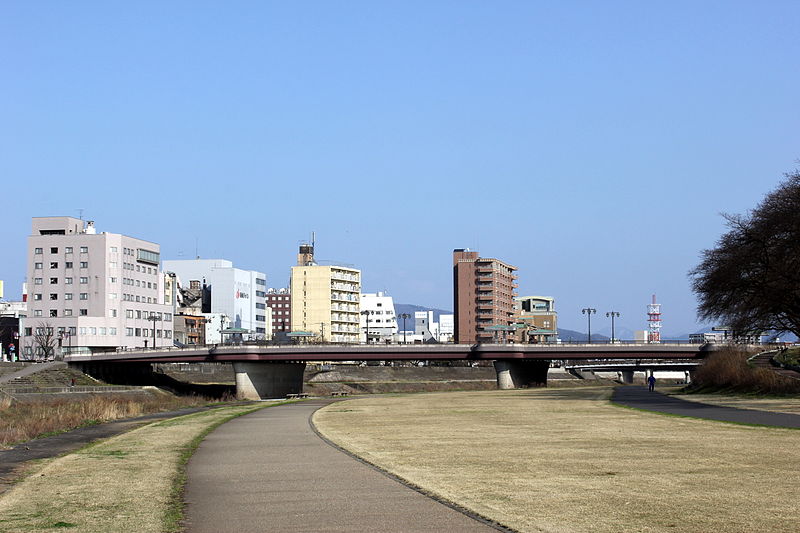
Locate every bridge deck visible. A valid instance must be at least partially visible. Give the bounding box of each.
[65,343,715,364]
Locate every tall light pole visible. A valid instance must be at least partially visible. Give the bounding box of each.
[148,312,161,349]
[606,311,620,343]
[582,308,596,343]
[399,313,410,344]
[361,310,372,344]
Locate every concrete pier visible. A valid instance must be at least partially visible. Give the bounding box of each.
[233,362,306,400]
[494,359,549,389]
[620,370,635,384]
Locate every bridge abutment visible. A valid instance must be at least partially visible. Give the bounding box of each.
[494,360,549,389]
[620,370,635,384]
[233,362,306,400]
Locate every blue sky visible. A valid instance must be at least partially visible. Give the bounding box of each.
[1,1,798,336]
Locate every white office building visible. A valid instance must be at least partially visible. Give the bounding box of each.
[360,292,397,343]
[162,259,268,338]
[414,311,455,343]
[23,217,174,356]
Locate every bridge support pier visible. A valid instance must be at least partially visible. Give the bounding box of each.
[233,362,306,400]
[620,370,635,384]
[494,360,549,389]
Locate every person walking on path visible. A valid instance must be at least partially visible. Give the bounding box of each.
[647,374,656,392]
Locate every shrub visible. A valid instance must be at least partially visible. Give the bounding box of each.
[690,347,800,395]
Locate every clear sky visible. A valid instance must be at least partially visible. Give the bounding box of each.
[1,1,798,336]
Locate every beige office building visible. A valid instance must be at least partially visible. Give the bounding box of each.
[23,217,174,356]
[290,244,361,343]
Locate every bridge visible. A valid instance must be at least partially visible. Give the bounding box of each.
[66,342,720,399]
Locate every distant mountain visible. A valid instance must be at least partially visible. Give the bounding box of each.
[557,328,610,343]
[394,304,452,324]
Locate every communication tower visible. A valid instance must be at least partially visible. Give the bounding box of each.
[647,294,662,343]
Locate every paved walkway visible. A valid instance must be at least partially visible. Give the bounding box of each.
[613,386,800,428]
[184,399,501,533]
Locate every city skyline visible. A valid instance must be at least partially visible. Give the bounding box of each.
[2,2,798,336]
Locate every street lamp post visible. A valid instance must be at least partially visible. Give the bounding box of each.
[148,313,161,349]
[361,310,372,344]
[398,313,410,344]
[606,311,620,343]
[581,308,597,343]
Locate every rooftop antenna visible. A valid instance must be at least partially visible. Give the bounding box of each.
[77,208,84,221]
[312,231,316,250]
[195,237,199,260]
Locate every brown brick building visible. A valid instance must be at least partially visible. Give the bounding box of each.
[453,249,518,344]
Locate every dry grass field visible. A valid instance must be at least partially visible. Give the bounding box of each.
[0,403,268,533]
[0,391,218,448]
[314,387,800,533]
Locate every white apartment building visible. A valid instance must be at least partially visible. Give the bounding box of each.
[161,259,268,338]
[360,292,398,343]
[24,217,174,356]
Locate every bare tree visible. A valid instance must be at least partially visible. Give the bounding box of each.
[32,322,58,361]
[690,168,800,338]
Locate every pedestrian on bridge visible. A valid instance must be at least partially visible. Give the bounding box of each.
[647,374,656,392]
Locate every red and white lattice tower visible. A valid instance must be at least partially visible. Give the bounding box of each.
[647,294,662,343]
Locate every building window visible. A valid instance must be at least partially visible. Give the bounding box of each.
[110,277,117,283]
[34,278,42,285]
[164,313,171,321]
[50,247,58,253]
[126,310,134,318]
[79,327,87,335]
[135,328,141,336]
[79,293,88,300]
[65,262,73,269]
[64,309,72,316]
[79,309,88,316]
[80,277,88,284]
[65,277,72,284]
[90,327,97,335]
[34,262,42,269]
[65,247,73,254]
[110,246,118,253]
[109,293,117,300]
[50,277,58,284]
[80,262,88,268]
[50,262,58,268]
[50,310,57,317]
[99,327,106,335]
[126,328,134,336]
[34,310,42,317]
[34,248,42,254]
[109,309,117,318]
[33,293,42,301]
[65,293,73,300]
[136,310,142,319]
[49,293,58,300]
[80,246,88,253]
[110,261,117,268]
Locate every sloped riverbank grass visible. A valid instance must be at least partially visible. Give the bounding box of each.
[314,388,800,533]
[0,392,226,449]
[690,347,800,395]
[0,403,269,533]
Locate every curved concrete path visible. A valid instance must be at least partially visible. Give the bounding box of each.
[184,399,502,533]
[613,386,800,428]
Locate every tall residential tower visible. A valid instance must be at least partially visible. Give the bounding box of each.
[453,249,518,344]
